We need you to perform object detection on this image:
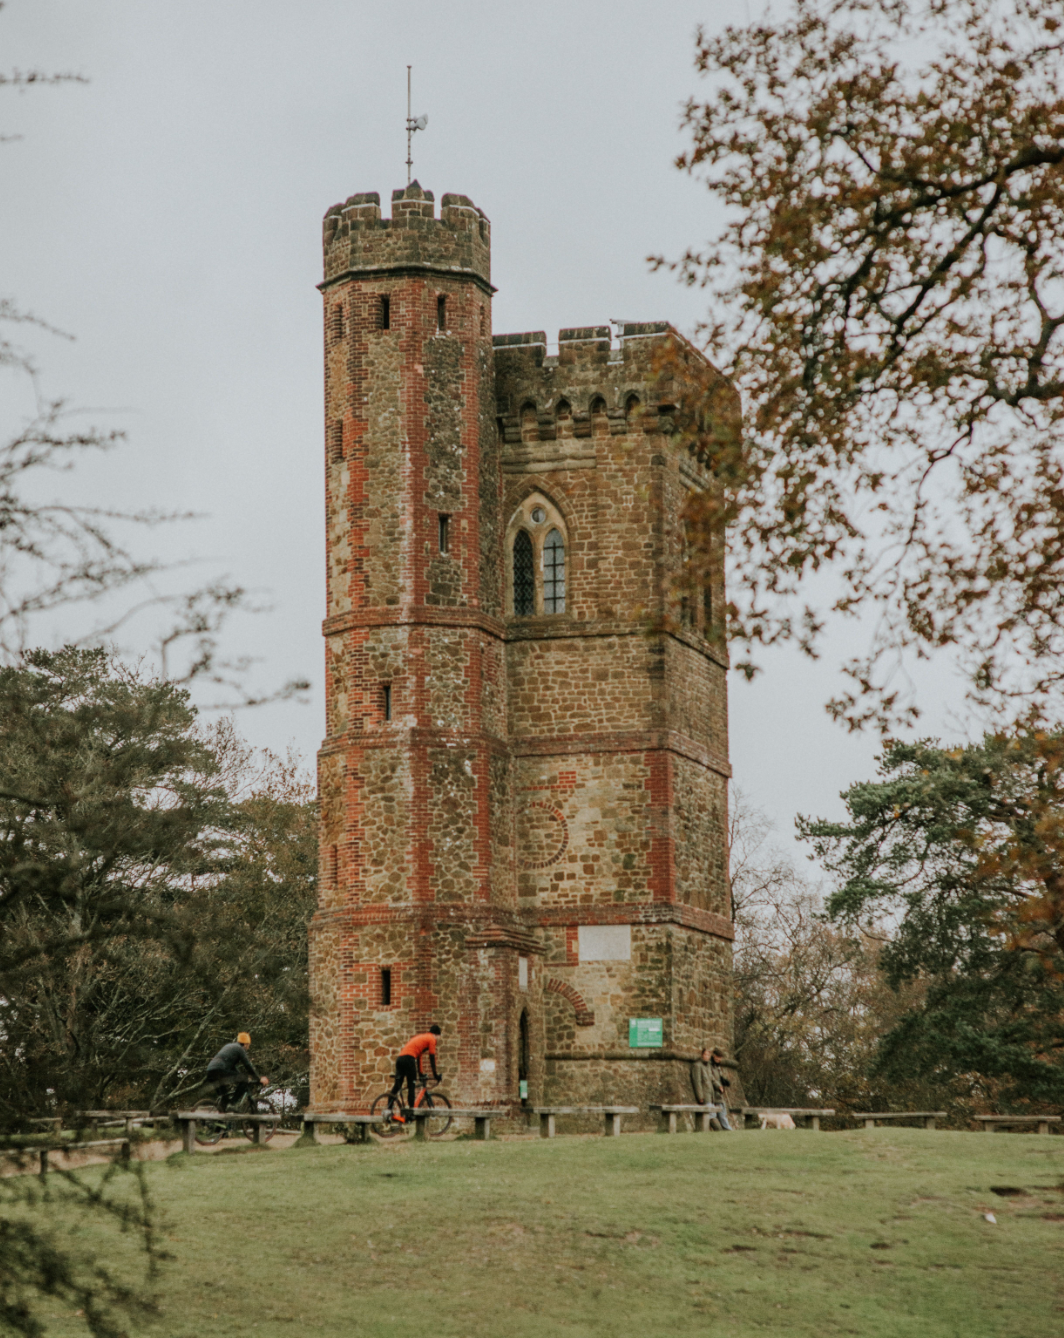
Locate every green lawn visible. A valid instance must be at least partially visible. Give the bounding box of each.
[29,1127,1064,1337]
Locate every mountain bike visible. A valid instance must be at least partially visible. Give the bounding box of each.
[192,1084,281,1146]
[370,1076,452,1138]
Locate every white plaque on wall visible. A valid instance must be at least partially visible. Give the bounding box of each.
[479,1058,496,1074]
[578,924,631,961]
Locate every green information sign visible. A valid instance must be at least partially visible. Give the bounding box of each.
[628,1017,663,1048]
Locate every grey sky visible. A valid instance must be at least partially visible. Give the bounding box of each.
[2,0,964,851]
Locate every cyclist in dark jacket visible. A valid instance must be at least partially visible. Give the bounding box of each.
[206,1032,268,1112]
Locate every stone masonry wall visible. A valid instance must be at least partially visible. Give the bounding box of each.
[311,188,739,1120]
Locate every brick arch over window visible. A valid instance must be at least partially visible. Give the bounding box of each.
[545,977,595,1027]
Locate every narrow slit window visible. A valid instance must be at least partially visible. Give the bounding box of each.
[438,514,450,554]
[437,295,447,331]
[382,683,392,721]
[380,295,390,329]
[543,528,566,614]
[331,303,344,342]
[513,530,535,616]
[381,968,392,1006]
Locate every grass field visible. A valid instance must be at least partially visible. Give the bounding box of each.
[26,1127,1064,1337]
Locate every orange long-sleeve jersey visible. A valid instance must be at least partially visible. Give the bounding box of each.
[398,1033,438,1074]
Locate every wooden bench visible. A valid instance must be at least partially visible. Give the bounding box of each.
[853,1111,946,1130]
[173,1110,281,1154]
[974,1114,1062,1136]
[299,1113,384,1144]
[76,1110,167,1135]
[533,1106,640,1138]
[740,1107,835,1131]
[649,1104,723,1133]
[20,1134,130,1177]
[411,1108,499,1141]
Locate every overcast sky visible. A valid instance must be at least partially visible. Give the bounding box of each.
[1,0,969,859]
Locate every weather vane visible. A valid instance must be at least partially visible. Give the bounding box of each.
[406,66,428,185]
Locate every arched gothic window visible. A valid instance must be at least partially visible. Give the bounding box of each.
[506,494,569,617]
[543,529,565,613]
[513,530,535,616]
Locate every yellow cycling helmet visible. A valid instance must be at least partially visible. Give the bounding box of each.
[237,1032,251,1046]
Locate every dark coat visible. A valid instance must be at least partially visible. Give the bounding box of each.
[206,1042,259,1082]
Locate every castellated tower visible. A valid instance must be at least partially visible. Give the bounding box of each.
[310,183,736,1118]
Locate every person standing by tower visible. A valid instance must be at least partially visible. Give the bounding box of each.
[387,1025,443,1122]
[692,1045,733,1130]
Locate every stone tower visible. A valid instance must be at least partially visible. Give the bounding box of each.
[310,185,736,1117]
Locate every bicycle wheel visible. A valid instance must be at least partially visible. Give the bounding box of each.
[370,1091,408,1138]
[192,1100,226,1146]
[421,1091,452,1138]
[241,1093,279,1143]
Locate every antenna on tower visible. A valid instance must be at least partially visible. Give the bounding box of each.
[405,66,428,185]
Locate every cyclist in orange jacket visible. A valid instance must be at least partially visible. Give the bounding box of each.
[388,1024,442,1122]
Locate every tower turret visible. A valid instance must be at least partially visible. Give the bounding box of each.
[310,184,520,1112]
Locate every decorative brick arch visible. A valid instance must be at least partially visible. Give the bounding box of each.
[546,977,594,1027]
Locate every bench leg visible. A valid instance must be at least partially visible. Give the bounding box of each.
[539,1114,555,1139]
[698,1111,711,1133]
[982,1123,993,1132]
[414,1114,429,1141]
[183,1120,196,1154]
[301,1120,319,1145]
[810,1117,820,1131]
[925,1118,937,1130]
[1038,1121,1049,1136]
[39,1149,48,1178]
[864,1119,876,1130]
[604,1113,621,1137]
[254,1121,269,1146]
[667,1112,678,1135]
[475,1116,490,1141]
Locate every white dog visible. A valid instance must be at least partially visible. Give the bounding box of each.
[759,1112,797,1130]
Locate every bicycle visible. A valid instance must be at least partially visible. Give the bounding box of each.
[192,1083,282,1147]
[370,1076,452,1138]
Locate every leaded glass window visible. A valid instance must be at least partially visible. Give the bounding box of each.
[513,530,535,615]
[543,528,565,614]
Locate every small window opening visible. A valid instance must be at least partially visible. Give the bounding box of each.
[543,528,566,614]
[513,530,535,616]
[330,304,344,342]
[327,420,343,463]
[519,1009,530,1080]
[382,683,392,721]
[478,307,485,335]
[438,514,450,554]
[437,295,447,331]
[380,295,391,329]
[381,968,392,1006]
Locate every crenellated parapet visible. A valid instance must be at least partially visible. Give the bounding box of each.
[321,180,492,291]
[493,322,730,449]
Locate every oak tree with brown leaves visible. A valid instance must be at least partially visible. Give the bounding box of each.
[667,0,1064,731]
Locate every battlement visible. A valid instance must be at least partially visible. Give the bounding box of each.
[493,321,733,450]
[321,181,492,290]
